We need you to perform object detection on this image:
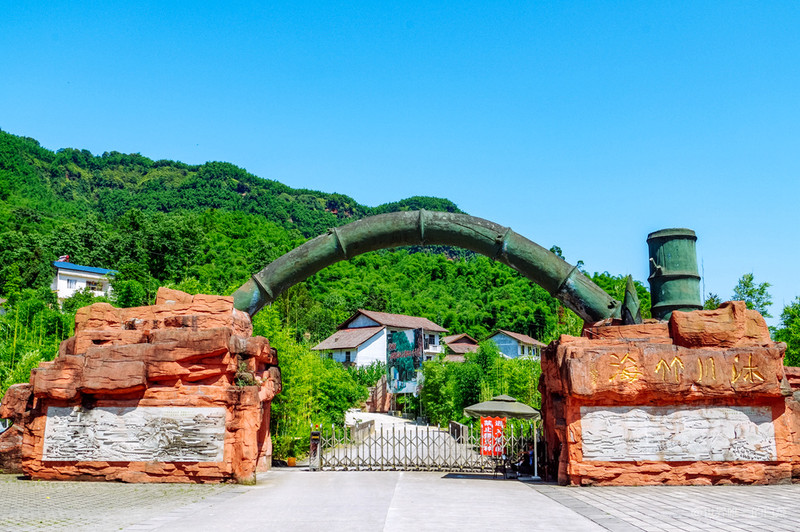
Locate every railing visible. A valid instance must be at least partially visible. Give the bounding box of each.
[311,419,539,473]
[351,420,375,443]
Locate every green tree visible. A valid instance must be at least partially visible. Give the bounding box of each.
[470,340,500,374]
[1,263,23,307]
[774,297,800,366]
[703,293,722,310]
[732,273,773,317]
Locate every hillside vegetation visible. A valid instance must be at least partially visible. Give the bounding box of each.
[0,128,652,457]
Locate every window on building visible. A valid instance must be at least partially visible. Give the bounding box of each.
[520,345,525,355]
[67,279,77,289]
[428,334,435,345]
[86,280,101,291]
[344,351,351,363]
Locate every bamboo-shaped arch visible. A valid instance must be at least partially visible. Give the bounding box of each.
[232,210,621,323]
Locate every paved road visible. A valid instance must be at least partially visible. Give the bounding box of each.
[2,470,800,531]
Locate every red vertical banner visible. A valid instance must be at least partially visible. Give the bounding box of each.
[480,416,506,456]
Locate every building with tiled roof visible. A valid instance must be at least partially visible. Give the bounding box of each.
[312,309,448,367]
[487,329,546,360]
[340,309,448,333]
[441,333,479,360]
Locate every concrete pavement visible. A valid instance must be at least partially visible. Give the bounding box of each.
[2,470,800,531]
[128,470,601,532]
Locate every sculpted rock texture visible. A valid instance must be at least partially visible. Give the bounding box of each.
[0,383,29,473]
[541,301,798,486]
[0,288,281,483]
[365,375,392,413]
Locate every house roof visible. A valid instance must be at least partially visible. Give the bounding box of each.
[53,262,117,276]
[442,333,478,346]
[311,326,384,351]
[340,309,448,333]
[444,354,467,362]
[489,329,547,347]
[447,342,479,354]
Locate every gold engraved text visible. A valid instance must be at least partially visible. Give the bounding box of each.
[731,354,765,384]
[655,356,684,383]
[696,357,717,383]
[608,353,643,383]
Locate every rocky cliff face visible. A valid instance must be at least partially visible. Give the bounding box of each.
[0,288,281,483]
[541,301,800,486]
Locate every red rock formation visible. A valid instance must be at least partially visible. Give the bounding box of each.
[670,301,772,348]
[0,288,280,483]
[365,375,392,413]
[0,383,29,473]
[541,301,799,486]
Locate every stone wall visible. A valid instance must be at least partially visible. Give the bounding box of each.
[0,288,281,483]
[540,301,800,485]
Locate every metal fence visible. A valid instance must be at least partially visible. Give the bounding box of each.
[309,419,539,473]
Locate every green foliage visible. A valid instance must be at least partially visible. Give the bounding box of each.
[732,273,773,318]
[234,360,258,387]
[0,288,75,395]
[420,341,541,426]
[252,308,368,459]
[590,271,652,319]
[469,340,500,373]
[61,288,109,314]
[0,128,646,453]
[774,298,800,367]
[703,293,722,310]
[346,361,387,388]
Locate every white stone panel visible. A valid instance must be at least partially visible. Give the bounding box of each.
[43,406,226,462]
[580,405,776,462]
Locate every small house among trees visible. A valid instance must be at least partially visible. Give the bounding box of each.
[441,333,479,362]
[51,261,116,305]
[486,329,546,360]
[312,309,448,367]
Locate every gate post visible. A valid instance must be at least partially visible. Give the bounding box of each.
[309,427,321,471]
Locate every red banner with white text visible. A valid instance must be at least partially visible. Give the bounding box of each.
[480,416,506,456]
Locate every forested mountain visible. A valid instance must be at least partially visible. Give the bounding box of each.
[0,127,651,457]
[0,128,647,338]
[0,129,460,291]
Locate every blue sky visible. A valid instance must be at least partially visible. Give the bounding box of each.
[2,2,798,324]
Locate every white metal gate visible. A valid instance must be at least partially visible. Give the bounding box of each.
[309,419,539,473]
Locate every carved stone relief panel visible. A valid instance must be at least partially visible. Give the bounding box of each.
[42,406,226,462]
[580,405,776,462]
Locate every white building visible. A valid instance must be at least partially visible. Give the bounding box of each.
[487,329,546,360]
[51,261,116,304]
[312,309,448,367]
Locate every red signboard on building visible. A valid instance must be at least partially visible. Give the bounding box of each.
[480,416,506,456]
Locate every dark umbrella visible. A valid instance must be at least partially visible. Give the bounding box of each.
[463,394,541,420]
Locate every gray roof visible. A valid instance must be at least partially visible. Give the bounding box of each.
[340,309,448,333]
[312,326,383,351]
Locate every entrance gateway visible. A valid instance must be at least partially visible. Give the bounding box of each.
[309,419,538,475]
[2,211,799,484]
